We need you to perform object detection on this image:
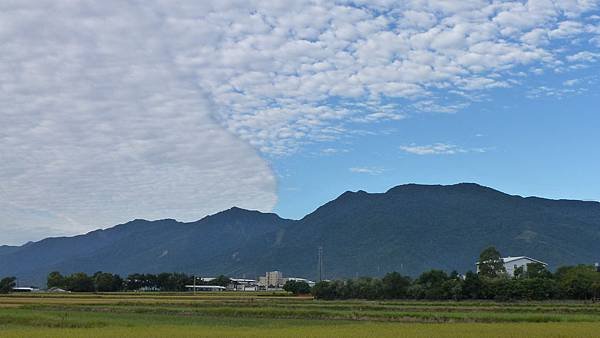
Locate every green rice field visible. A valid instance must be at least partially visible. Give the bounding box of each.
[1,292,600,337]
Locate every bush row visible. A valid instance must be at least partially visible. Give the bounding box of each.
[312,265,600,301]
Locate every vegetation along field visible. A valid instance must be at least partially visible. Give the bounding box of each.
[1,292,600,337]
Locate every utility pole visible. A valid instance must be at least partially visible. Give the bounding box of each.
[193,275,196,295]
[318,246,324,282]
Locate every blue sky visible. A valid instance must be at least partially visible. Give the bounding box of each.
[1,1,600,244]
[274,68,600,218]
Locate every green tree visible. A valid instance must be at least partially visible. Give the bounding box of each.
[478,246,506,278]
[481,277,512,301]
[111,274,124,291]
[157,273,175,291]
[311,281,341,300]
[526,263,552,279]
[556,265,600,300]
[414,270,450,299]
[170,273,190,291]
[94,272,122,292]
[521,278,559,300]
[282,280,297,294]
[47,271,65,289]
[381,272,411,299]
[0,277,16,294]
[443,278,464,301]
[283,280,311,295]
[592,281,600,301]
[296,281,311,295]
[462,271,482,299]
[66,272,95,292]
[351,277,383,299]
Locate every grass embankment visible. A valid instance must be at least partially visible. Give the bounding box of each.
[2,293,600,337]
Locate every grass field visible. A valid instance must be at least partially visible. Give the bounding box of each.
[1,292,600,337]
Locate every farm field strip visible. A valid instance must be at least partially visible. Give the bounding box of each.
[3,293,600,337]
[5,295,600,315]
[2,309,600,337]
[6,293,600,307]
[18,305,600,323]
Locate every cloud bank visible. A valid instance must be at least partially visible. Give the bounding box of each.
[1,0,599,244]
[0,2,277,244]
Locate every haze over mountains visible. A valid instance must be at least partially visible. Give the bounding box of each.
[2,183,600,286]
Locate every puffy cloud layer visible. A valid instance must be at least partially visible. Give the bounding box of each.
[164,0,599,154]
[1,0,599,243]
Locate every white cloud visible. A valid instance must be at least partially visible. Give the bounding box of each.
[563,79,581,86]
[549,21,585,39]
[400,143,479,155]
[521,28,550,46]
[412,101,470,114]
[349,167,386,175]
[566,51,600,62]
[527,84,589,98]
[320,148,350,155]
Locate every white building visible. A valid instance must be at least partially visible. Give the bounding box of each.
[477,256,547,277]
[229,278,258,291]
[11,286,40,293]
[257,271,316,289]
[258,271,284,288]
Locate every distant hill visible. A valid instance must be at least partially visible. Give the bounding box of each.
[2,183,600,286]
[0,245,19,256]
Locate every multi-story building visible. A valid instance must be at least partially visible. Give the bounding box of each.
[257,271,316,289]
[258,271,284,288]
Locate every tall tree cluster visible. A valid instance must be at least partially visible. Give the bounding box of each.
[313,247,600,301]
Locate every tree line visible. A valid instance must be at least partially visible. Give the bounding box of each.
[43,271,232,292]
[0,271,311,295]
[312,247,600,301]
[1,246,599,299]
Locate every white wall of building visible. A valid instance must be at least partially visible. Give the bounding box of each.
[476,256,547,277]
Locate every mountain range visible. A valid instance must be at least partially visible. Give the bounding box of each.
[2,183,600,286]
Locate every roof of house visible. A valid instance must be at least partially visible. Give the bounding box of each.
[285,277,315,283]
[476,256,548,266]
[502,256,548,265]
[11,287,39,292]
